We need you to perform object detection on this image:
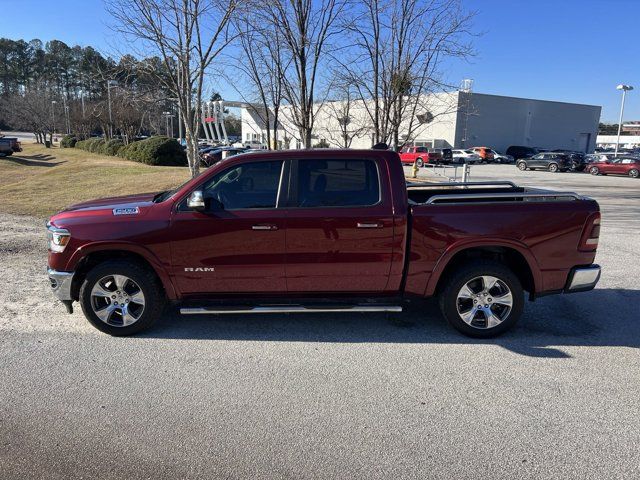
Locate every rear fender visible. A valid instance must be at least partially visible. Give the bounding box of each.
[424,238,542,297]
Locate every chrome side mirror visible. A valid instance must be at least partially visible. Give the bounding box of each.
[187,190,205,210]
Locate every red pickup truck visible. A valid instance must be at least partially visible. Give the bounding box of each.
[399,146,442,167]
[47,149,601,338]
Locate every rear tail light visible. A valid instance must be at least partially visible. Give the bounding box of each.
[579,214,600,252]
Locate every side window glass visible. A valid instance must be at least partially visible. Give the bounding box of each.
[201,161,283,209]
[296,159,380,208]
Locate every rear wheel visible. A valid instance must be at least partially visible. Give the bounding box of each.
[415,158,424,167]
[439,260,524,338]
[517,161,527,171]
[79,261,165,336]
[629,168,639,178]
[590,166,600,175]
[548,163,559,172]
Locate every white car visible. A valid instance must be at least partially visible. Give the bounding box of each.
[452,149,481,164]
[490,150,514,163]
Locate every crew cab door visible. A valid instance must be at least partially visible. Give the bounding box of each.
[284,157,395,293]
[169,159,288,294]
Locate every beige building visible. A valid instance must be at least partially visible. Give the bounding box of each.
[240,91,601,153]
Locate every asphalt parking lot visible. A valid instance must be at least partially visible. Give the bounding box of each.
[1,164,639,479]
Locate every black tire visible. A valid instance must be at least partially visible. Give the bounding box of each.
[590,166,599,175]
[517,161,527,171]
[629,168,639,178]
[79,260,165,336]
[548,163,559,172]
[438,260,524,338]
[416,158,424,168]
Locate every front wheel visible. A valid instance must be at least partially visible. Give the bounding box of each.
[590,166,599,175]
[439,260,524,338]
[517,161,527,171]
[415,158,424,168]
[79,261,165,336]
[629,168,639,178]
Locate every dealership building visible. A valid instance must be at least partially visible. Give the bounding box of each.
[240,90,601,153]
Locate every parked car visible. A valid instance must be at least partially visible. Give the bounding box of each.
[243,140,266,149]
[0,137,21,156]
[506,145,539,160]
[490,150,514,163]
[551,150,587,171]
[431,148,453,164]
[516,152,572,172]
[399,146,442,167]
[471,146,495,163]
[585,153,615,164]
[588,157,640,178]
[46,148,602,339]
[452,149,481,164]
[201,146,247,167]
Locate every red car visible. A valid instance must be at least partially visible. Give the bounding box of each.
[589,157,640,178]
[399,146,442,167]
[46,149,601,338]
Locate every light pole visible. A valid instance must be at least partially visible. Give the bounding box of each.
[615,84,633,156]
[162,111,171,137]
[106,80,117,138]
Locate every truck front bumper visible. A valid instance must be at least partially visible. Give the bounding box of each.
[48,268,74,302]
[565,265,601,293]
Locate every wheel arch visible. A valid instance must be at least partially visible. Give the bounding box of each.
[68,244,177,301]
[427,243,541,299]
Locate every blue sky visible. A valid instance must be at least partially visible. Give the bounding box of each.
[1,0,638,121]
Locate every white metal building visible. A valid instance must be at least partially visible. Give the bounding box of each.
[240,91,601,153]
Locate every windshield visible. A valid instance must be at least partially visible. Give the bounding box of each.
[153,176,198,203]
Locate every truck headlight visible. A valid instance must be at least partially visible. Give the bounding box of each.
[47,224,71,253]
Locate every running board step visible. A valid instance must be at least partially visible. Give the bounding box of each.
[180,305,402,315]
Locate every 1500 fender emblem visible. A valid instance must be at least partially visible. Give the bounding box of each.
[184,267,215,272]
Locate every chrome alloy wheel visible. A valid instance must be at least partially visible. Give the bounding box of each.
[90,274,145,327]
[456,275,513,329]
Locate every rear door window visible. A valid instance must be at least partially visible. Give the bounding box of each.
[295,159,380,208]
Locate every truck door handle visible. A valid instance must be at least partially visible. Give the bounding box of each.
[252,224,278,231]
[357,222,383,229]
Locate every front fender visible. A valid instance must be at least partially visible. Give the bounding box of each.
[66,241,178,300]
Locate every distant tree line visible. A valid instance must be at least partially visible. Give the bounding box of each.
[598,122,633,135]
[0,38,240,145]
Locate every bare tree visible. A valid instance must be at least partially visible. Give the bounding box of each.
[257,0,347,148]
[107,0,239,176]
[339,0,474,149]
[322,82,369,148]
[226,13,287,149]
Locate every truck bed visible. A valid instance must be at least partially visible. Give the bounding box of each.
[402,181,599,297]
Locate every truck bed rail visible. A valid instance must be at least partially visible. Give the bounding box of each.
[407,181,518,189]
[423,191,583,205]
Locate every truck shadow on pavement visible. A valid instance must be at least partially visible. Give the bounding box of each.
[144,288,639,358]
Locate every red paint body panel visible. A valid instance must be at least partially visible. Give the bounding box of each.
[399,147,441,165]
[47,149,600,302]
[597,159,640,176]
